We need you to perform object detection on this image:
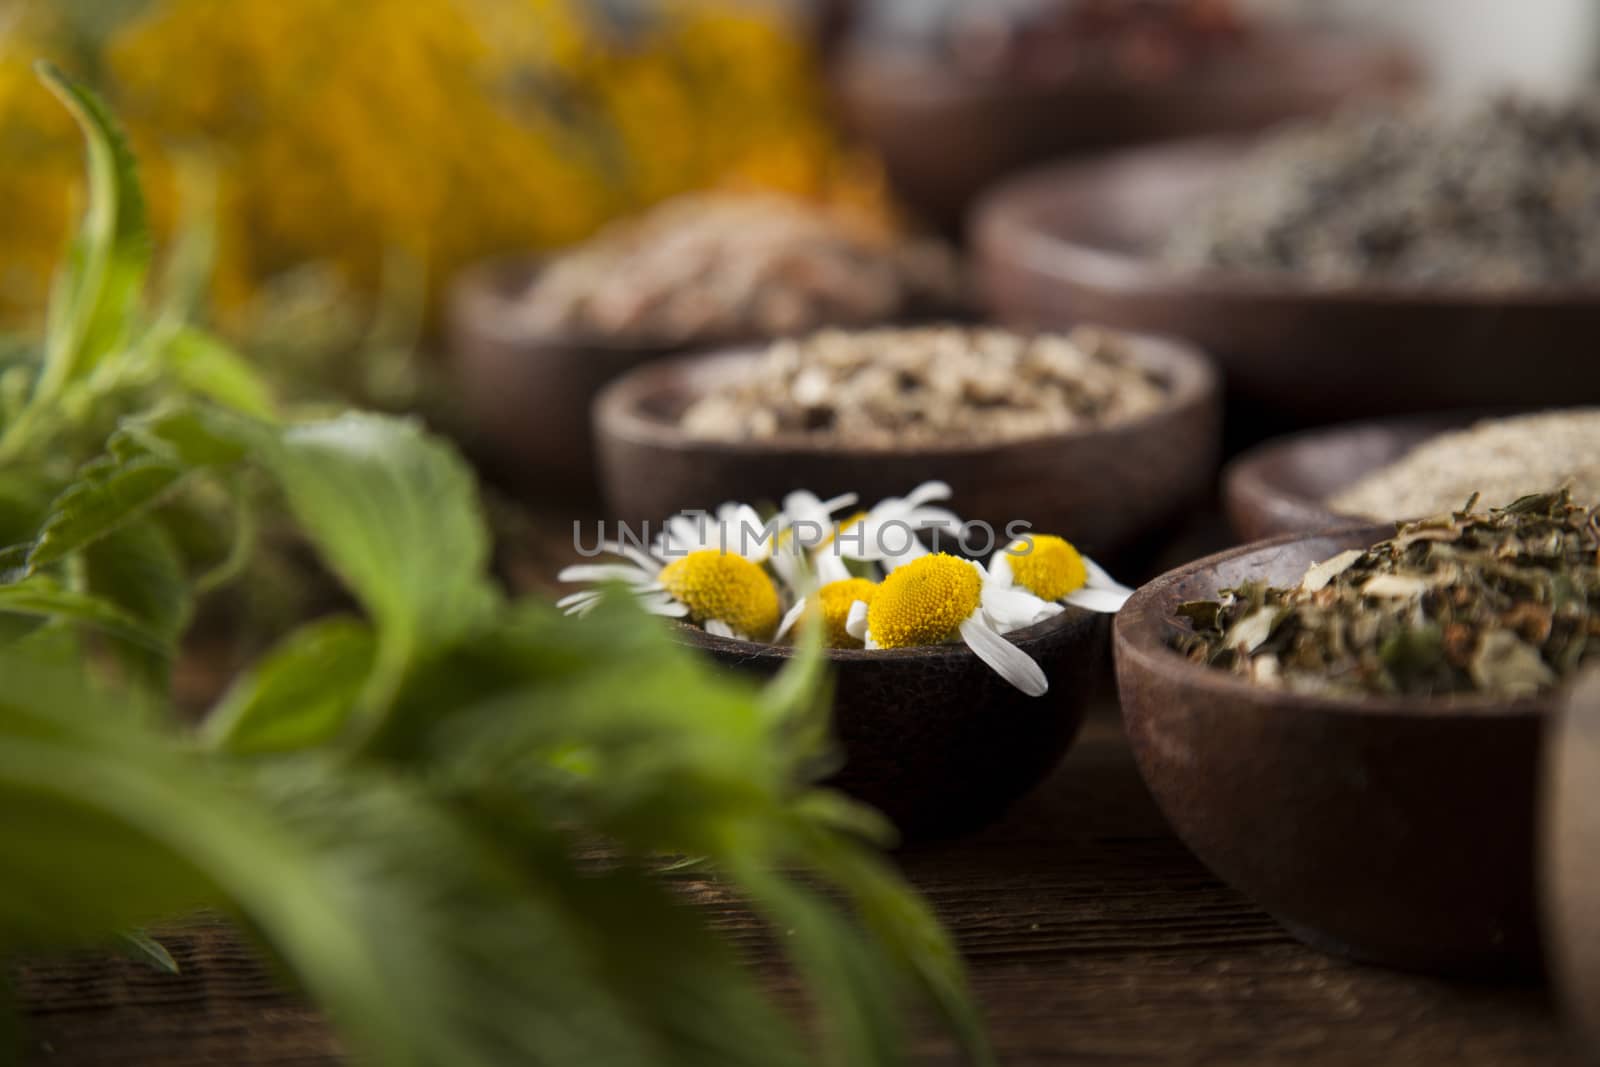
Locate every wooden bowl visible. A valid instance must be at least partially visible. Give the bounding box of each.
[972,139,1600,435]
[592,332,1221,563]
[1546,670,1600,1055]
[679,608,1106,840]
[446,256,718,498]
[1222,413,1489,542]
[830,30,1410,234]
[1115,527,1549,976]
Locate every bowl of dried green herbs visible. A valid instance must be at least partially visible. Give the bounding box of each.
[1114,491,1600,976]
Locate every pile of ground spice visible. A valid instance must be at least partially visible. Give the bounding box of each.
[1165,97,1600,288]
[1330,410,1600,521]
[678,324,1169,448]
[514,192,963,346]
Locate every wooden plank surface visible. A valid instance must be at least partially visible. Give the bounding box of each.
[11,504,1586,1065]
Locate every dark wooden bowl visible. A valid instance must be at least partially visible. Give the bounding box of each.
[592,332,1220,563]
[972,139,1600,435]
[1546,670,1600,1055]
[446,256,716,498]
[830,30,1410,234]
[1115,527,1550,976]
[1222,413,1489,542]
[679,607,1106,840]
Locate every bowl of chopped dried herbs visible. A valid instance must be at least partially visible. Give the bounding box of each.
[1115,491,1600,976]
[592,324,1220,562]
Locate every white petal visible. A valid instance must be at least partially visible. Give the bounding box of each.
[907,506,962,531]
[881,537,930,571]
[904,480,953,509]
[845,600,870,641]
[775,600,808,642]
[959,616,1048,697]
[705,619,736,638]
[557,563,652,585]
[1064,586,1131,613]
[1084,556,1135,597]
[639,593,691,618]
[556,590,604,610]
[814,551,851,586]
[983,585,1062,632]
[818,491,858,515]
[987,550,1015,586]
[608,541,663,573]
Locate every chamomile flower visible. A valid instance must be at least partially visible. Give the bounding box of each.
[987,535,1134,614]
[774,577,879,648]
[844,552,1061,696]
[773,489,859,587]
[829,480,964,572]
[558,537,782,642]
[655,501,776,563]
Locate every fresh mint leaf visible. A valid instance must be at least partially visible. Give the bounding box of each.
[33,61,151,401]
[165,327,276,420]
[0,576,162,652]
[203,618,377,755]
[27,407,248,572]
[254,413,499,743]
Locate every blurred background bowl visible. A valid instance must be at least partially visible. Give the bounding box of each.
[447,255,716,499]
[678,607,1106,840]
[1221,412,1490,541]
[972,138,1600,444]
[830,28,1411,235]
[593,331,1221,564]
[1115,527,1549,976]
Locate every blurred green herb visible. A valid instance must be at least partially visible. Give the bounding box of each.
[0,64,990,1067]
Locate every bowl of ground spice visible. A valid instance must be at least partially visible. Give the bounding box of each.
[973,98,1600,435]
[1115,491,1600,976]
[830,2,1410,233]
[449,192,964,496]
[1224,408,1600,541]
[592,324,1220,561]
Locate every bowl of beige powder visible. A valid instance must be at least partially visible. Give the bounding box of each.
[1224,409,1600,542]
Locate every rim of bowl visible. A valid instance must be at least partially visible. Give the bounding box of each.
[832,27,1408,105]
[674,602,1097,664]
[448,253,763,355]
[1115,525,1553,719]
[1221,411,1502,530]
[593,327,1219,461]
[974,139,1600,308]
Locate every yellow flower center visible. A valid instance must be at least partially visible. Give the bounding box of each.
[1003,536,1088,602]
[867,553,982,649]
[815,578,878,648]
[659,550,780,641]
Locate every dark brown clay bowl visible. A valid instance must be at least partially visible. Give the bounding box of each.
[679,607,1107,840]
[831,30,1410,234]
[1222,412,1492,542]
[447,256,713,498]
[1546,670,1600,1054]
[592,332,1220,563]
[1115,527,1550,976]
[972,139,1600,432]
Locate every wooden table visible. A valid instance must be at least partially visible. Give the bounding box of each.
[12,506,1587,1066]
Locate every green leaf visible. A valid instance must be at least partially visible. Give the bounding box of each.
[253,413,499,744]
[81,519,191,689]
[203,618,377,755]
[33,61,151,398]
[165,327,276,420]
[117,930,180,974]
[27,407,248,571]
[0,576,162,652]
